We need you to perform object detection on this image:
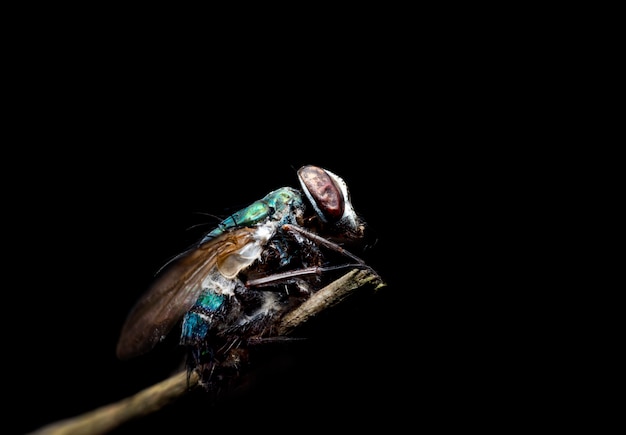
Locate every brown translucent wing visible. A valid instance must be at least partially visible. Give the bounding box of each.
[116,228,257,360]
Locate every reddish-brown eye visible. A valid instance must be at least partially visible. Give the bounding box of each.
[298,165,345,221]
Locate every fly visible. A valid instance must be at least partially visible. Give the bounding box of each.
[116,165,375,390]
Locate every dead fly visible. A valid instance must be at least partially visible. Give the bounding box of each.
[116,165,378,392]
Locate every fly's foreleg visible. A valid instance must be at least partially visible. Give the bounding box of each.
[281,223,367,264]
[245,223,376,289]
[245,263,369,288]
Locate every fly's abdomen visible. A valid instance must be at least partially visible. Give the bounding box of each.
[181,290,226,345]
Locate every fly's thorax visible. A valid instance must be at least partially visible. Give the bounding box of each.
[262,186,306,224]
[208,187,306,280]
[201,187,305,242]
[202,200,271,242]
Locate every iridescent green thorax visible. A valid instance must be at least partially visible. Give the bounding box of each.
[202,187,304,241]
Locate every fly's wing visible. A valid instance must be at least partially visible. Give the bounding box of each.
[116,228,257,360]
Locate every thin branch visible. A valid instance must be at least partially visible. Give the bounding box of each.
[29,269,386,435]
[276,268,385,336]
[29,370,200,435]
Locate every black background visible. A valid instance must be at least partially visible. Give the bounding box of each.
[6,28,537,434]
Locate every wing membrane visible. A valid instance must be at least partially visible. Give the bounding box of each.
[116,228,257,359]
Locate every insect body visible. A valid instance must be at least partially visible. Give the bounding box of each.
[116,165,369,390]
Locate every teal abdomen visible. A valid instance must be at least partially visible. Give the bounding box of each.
[181,290,226,344]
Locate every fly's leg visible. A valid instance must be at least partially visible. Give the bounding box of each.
[243,224,378,348]
[282,224,367,264]
[246,263,369,288]
[246,223,377,289]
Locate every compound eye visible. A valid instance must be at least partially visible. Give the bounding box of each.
[298,165,345,222]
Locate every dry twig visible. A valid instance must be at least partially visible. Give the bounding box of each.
[29,268,385,435]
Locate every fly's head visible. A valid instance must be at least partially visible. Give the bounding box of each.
[297,165,366,243]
